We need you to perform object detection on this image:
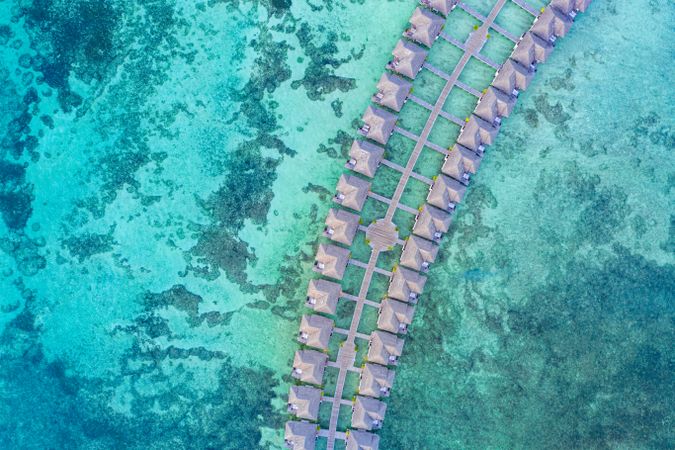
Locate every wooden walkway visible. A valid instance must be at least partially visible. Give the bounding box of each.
[286,1,590,448]
[328,1,510,448]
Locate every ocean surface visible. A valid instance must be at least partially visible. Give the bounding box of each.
[0,0,672,449]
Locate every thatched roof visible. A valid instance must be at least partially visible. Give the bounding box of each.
[378,298,416,334]
[492,59,533,96]
[387,40,428,79]
[361,106,397,145]
[284,421,318,450]
[511,32,553,68]
[400,235,439,272]
[359,363,395,398]
[346,430,380,450]
[351,396,387,431]
[347,140,385,178]
[288,386,322,420]
[456,115,498,152]
[334,174,370,212]
[367,330,404,366]
[306,279,341,315]
[427,174,467,211]
[298,314,334,350]
[292,349,328,385]
[412,204,452,242]
[474,86,516,124]
[405,7,445,47]
[373,73,412,112]
[313,243,350,280]
[387,266,427,302]
[420,0,456,16]
[325,208,360,245]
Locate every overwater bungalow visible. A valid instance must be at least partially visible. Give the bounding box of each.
[388,266,427,303]
[492,59,533,96]
[378,298,416,334]
[352,396,387,431]
[511,32,553,69]
[346,430,380,450]
[550,0,576,14]
[284,421,318,450]
[292,349,328,386]
[359,363,396,398]
[372,73,412,112]
[313,243,350,280]
[359,106,397,145]
[386,40,428,80]
[324,208,360,246]
[531,6,573,42]
[475,86,516,125]
[306,279,341,315]
[347,140,385,178]
[334,174,370,212]
[298,314,334,350]
[367,330,405,366]
[428,174,467,211]
[420,0,457,16]
[404,7,445,48]
[400,235,439,273]
[412,204,452,243]
[288,385,322,421]
[442,143,481,184]
[457,115,498,154]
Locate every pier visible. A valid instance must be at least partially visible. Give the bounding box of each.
[285,1,591,449]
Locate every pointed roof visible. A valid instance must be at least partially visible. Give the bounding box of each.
[306,279,341,315]
[351,396,387,431]
[324,208,360,246]
[359,363,395,398]
[388,266,427,302]
[550,0,576,14]
[511,32,553,68]
[373,73,411,112]
[475,86,516,124]
[413,204,452,242]
[428,174,467,211]
[405,7,445,47]
[288,386,322,420]
[361,106,397,145]
[420,0,456,16]
[387,40,428,79]
[292,349,328,385]
[457,115,499,152]
[378,298,416,334]
[347,140,385,178]
[532,6,573,41]
[346,429,381,450]
[441,146,467,183]
[299,314,334,350]
[314,243,350,280]
[446,143,481,175]
[400,235,439,272]
[367,330,404,366]
[492,59,533,96]
[284,421,318,450]
[334,174,370,212]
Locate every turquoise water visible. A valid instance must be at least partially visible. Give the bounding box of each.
[0,0,672,449]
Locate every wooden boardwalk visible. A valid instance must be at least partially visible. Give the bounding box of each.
[286,1,590,449]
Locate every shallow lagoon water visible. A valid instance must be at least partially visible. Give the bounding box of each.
[0,0,673,449]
